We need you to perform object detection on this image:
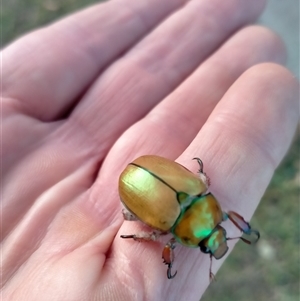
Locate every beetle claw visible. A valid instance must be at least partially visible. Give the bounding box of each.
[192,157,204,173]
[193,157,210,187]
[167,265,177,279]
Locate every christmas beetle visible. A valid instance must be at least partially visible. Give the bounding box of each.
[119,155,260,280]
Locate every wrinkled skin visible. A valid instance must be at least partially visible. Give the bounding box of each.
[1,0,299,300]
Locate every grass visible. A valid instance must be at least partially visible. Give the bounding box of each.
[2,1,299,300]
[2,0,99,47]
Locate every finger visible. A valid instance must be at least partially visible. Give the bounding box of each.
[2,23,283,247]
[2,162,119,291]
[184,63,298,198]
[70,0,266,150]
[2,0,266,172]
[96,24,286,198]
[169,63,299,300]
[109,64,298,301]
[2,0,188,120]
[75,24,284,260]
[83,30,286,290]
[1,0,189,183]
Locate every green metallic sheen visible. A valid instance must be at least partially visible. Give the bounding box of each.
[172,193,223,247]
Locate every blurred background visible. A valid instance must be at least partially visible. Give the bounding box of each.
[2,0,299,300]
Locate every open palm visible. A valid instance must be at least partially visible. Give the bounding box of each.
[1,0,298,300]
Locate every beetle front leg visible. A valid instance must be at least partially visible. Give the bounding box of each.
[162,238,177,279]
[223,211,260,244]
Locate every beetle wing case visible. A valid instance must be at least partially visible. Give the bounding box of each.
[119,155,209,232]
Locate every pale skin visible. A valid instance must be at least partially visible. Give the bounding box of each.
[1,0,299,300]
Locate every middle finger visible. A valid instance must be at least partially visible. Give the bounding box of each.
[68,0,266,156]
[99,25,285,183]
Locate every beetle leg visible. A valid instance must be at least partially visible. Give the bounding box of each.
[122,208,138,221]
[224,211,260,244]
[162,238,177,279]
[121,231,161,242]
[209,254,216,282]
[192,157,204,173]
[192,157,211,187]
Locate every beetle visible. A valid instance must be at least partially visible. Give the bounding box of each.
[119,155,260,280]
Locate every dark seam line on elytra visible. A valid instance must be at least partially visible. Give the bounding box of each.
[129,163,178,194]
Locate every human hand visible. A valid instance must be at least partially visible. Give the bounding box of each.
[1,0,298,300]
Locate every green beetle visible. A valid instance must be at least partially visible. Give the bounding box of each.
[119,155,260,279]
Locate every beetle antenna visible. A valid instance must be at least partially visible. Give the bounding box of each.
[192,157,204,173]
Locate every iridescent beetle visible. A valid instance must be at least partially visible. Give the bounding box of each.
[119,155,260,279]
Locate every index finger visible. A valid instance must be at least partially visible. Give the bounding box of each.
[2,0,188,120]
